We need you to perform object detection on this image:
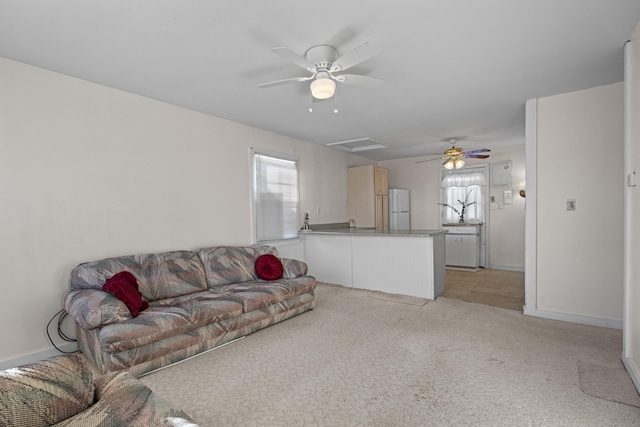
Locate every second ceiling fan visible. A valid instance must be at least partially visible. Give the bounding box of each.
[417,138,491,169]
[258,42,384,100]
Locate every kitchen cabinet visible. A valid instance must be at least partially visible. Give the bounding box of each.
[348,165,389,229]
[374,167,388,195]
[374,195,388,230]
[443,225,479,268]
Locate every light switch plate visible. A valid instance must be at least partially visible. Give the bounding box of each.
[567,199,576,211]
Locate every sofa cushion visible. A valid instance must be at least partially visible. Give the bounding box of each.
[210,280,313,312]
[65,289,133,329]
[103,271,149,317]
[69,250,208,301]
[255,254,283,280]
[99,291,243,353]
[198,246,278,287]
[0,354,94,427]
[274,276,317,296]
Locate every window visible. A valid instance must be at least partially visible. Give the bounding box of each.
[251,150,299,242]
[440,171,486,224]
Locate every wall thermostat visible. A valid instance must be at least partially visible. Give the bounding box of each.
[504,190,513,205]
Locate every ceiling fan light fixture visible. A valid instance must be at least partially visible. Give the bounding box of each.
[455,158,465,169]
[444,159,454,170]
[310,77,336,100]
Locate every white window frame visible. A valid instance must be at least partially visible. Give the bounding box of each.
[250,148,300,243]
[439,167,488,225]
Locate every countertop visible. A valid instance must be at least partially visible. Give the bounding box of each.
[300,227,446,237]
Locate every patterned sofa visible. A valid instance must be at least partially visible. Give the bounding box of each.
[0,354,198,426]
[64,246,316,377]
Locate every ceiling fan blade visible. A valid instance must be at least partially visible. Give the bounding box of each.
[464,149,491,155]
[258,76,314,88]
[332,74,384,89]
[415,156,445,164]
[330,42,380,72]
[465,154,490,159]
[271,47,316,72]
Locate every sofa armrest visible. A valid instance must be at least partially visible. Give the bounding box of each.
[65,289,132,330]
[0,354,94,427]
[93,370,145,400]
[71,371,199,427]
[281,258,308,279]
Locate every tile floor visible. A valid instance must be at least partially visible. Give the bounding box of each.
[443,268,525,311]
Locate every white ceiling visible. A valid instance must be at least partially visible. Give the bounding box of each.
[2,1,639,161]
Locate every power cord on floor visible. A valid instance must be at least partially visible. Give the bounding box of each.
[46,309,78,354]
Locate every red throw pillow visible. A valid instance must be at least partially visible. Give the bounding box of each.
[255,254,283,281]
[102,271,149,317]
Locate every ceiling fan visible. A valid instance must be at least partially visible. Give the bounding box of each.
[416,138,491,169]
[257,42,383,100]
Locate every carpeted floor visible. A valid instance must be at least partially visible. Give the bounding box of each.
[578,360,640,407]
[141,283,640,426]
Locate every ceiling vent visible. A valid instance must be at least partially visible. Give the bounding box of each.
[326,138,388,152]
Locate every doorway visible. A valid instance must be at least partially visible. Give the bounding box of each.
[442,268,524,311]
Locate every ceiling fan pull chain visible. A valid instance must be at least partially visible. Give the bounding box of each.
[334,88,339,114]
[308,90,313,113]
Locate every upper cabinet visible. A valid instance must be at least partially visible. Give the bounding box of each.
[374,167,388,196]
[347,165,389,229]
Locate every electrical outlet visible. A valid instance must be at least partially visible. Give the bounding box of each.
[316,207,320,215]
[567,199,576,211]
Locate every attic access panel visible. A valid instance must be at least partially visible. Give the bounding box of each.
[326,138,388,152]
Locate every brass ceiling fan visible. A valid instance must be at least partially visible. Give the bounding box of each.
[416,138,490,169]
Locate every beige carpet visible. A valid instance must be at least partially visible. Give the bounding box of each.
[141,283,640,426]
[367,290,429,306]
[578,360,640,407]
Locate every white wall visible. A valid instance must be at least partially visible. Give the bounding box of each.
[380,143,526,269]
[0,58,371,364]
[624,21,640,391]
[536,82,624,322]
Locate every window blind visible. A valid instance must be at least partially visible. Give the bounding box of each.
[253,152,299,242]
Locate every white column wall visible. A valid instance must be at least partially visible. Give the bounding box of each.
[535,82,624,323]
[623,21,640,392]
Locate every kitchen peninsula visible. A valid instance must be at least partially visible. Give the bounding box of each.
[301,225,446,300]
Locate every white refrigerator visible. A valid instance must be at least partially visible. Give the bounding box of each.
[389,189,410,230]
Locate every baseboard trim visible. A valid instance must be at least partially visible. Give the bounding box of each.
[0,342,78,371]
[523,307,623,330]
[487,264,525,272]
[622,355,640,395]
